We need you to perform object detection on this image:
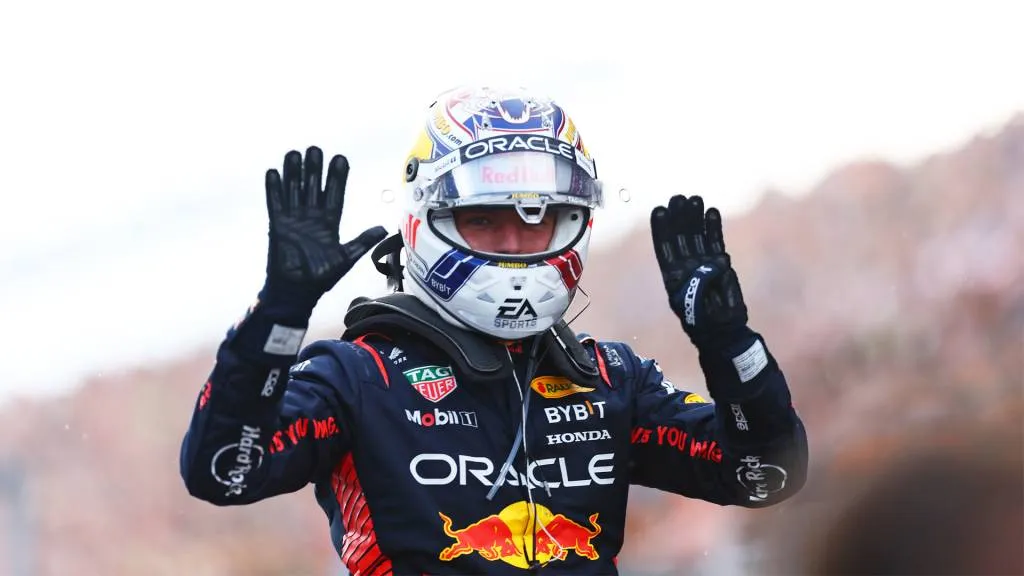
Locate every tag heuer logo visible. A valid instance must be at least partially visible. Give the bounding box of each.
[530,376,595,399]
[403,365,458,403]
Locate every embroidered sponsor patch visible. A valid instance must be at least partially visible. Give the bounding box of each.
[683,392,709,404]
[530,376,595,399]
[404,365,458,403]
[263,324,306,355]
[732,339,769,383]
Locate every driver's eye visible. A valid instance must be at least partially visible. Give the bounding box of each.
[465,216,491,227]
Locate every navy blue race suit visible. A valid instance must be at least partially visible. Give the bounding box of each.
[181,143,808,574]
[180,296,808,575]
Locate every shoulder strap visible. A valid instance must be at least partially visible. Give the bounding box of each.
[343,293,510,383]
[342,293,602,387]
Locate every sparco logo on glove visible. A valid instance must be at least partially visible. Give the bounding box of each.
[683,276,701,326]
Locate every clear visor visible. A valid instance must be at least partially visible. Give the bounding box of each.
[423,151,602,209]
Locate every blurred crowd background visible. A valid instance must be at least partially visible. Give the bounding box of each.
[1,1,1021,575]
[0,114,1019,576]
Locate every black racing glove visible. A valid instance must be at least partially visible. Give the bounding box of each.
[651,194,749,350]
[227,146,386,366]
[261,146,387,308]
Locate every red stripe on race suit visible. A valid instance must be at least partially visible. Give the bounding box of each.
[592,341,612,388]
[579,336,613,389]
[334,453,394,576]
[352,334,391,388]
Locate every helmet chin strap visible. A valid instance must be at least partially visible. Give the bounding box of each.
[564,285,593,328]
[371,232,406,292]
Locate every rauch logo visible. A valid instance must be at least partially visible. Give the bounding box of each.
[530,376,594,399]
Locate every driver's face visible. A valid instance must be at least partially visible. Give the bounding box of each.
[453,208,556,254]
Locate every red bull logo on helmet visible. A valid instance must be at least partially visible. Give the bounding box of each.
[438,501,601,568]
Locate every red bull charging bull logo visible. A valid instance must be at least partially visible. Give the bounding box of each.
[438,501,601,568]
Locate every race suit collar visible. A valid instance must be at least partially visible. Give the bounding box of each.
[342,293,601,387]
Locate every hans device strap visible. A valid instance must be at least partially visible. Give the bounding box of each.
[343,293,601,387]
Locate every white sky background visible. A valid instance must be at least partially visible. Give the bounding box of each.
[0,0,1022,405]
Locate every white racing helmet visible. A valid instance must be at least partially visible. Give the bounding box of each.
[399,86,603,339]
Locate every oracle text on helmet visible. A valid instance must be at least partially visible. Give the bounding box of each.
[462,136,576,163]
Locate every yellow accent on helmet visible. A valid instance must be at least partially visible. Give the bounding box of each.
[404,128,435,182]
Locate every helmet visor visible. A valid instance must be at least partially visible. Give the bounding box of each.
[419,137,602,209]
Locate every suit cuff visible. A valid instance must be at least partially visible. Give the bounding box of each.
[224,294,316,367]
[698,329,776,401]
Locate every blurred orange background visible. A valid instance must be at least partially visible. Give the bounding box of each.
[1,114,1020,575]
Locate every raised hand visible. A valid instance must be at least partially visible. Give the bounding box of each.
[263,146,387,300]
[650,195,748,348]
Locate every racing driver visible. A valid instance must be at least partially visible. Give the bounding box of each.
[180,85,809,575]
